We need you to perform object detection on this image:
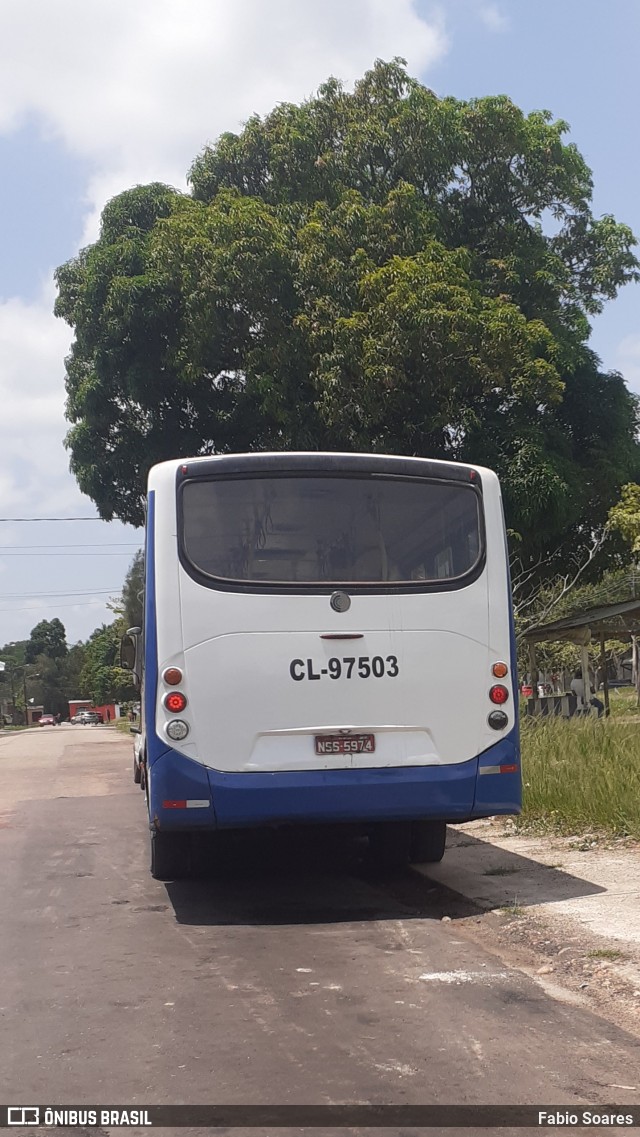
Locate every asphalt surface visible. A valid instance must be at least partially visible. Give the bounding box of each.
[0,725,639,1137]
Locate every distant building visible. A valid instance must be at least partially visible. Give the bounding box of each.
[68,699,121,722]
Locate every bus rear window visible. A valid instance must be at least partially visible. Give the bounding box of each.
[180,476,482,585]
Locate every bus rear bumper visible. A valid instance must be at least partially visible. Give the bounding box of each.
[148,734,520,830]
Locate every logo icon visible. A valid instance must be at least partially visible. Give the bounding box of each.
[8,1108,39,1125]
[330,590,351,613]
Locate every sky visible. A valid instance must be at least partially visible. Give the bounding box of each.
[0,0,638,647]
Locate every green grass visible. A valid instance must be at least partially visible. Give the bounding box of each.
[605,686,640,719]
[113,718,138,735]
[517,717,640,839]
[586,948,625,961]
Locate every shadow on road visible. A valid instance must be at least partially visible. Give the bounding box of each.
[163,825,606,927]
[163,826,481,927]
[425,828,607,908]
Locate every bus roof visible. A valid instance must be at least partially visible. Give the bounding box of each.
[149,451,497,486]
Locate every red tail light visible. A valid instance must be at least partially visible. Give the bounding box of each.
[164,691,187,713]
[489,684,509,705]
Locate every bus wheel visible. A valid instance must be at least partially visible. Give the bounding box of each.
[150,830,191,881]
[368,821,411,869]
[409,820,447,864]
[133,757,142,784]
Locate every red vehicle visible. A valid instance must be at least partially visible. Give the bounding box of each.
[38,714,57,726]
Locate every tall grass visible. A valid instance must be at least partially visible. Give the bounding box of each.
[517,717,640,839]
[605,686,640,719]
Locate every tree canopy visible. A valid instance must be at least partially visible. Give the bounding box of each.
[120,548,144,630]
[607,483,640,554]
[79,623,137,706]
[25,618,68,663]
[55,59,640,578]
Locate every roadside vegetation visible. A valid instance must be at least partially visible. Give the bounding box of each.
[113,717,135,735]
[602,685,640,719]
[517,706,640,839]
[0,553,143,723]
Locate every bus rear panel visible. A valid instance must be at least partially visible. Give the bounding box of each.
[138,453,520,875]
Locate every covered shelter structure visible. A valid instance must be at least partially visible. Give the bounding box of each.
[522,598,640,717]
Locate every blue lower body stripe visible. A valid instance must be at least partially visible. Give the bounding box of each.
[148,730,520,831]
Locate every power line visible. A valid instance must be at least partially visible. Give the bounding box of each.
[0,589,119,599]
[0,517,107,522]
[0,552,140,557]
[0,599,119,613]
[0,543,141,551]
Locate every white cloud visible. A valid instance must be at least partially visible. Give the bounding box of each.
[477,4,509,32]
[0,285,140,645]
[0,0,447,241]
[616,333,640,394]
[0,285,75,514]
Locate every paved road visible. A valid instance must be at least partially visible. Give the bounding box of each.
[0,726,638,1136]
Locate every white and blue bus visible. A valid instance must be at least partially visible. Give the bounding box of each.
[123,452,520,879]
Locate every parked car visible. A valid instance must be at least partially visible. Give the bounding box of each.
[38,714,57,726]
[76,711,103,725]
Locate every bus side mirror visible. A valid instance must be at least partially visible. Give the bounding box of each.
[120,636,136,670]
[120,628,142,686]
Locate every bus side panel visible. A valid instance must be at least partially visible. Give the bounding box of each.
[505,510,522,806]
[471,728,521,816]
[144,488,217,832]
[144,483,197,768]
[143,490,161,765]
[482,472,521,813]
[148,747,217,830]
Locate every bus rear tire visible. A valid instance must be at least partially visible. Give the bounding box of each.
[150,830,192,881]
[409,820,447,864]
[368,821,411,869]
[133,758,141,784]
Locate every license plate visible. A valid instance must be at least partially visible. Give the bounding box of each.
[315,733,375,755]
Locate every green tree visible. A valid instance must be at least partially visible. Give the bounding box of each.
[120,549,144,630]
[54,59,640,582]
[3,634,88,721]
[79,624,136,705]
[25,618,68,663]
[26,653,69,719]
[607,484,640,553]
[58,642,88,716]
[0,642,25,721]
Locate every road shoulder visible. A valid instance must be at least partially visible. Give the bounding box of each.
[415,821,640,1039]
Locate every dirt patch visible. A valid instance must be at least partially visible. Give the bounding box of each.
[416,821,640,1038]
[457,905,640,1041]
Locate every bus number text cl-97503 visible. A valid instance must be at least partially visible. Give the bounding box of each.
[289,656,399,681]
